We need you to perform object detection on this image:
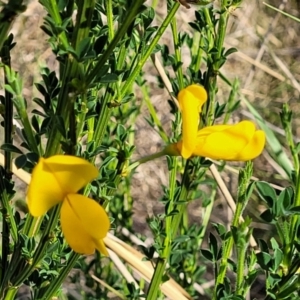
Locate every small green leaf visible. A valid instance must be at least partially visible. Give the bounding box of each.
[201,249,213,261]
[256,252,272,269]
[1,143,23,154]
[100,73,118,83]
[256,181,277,207]
[15,155,27,169]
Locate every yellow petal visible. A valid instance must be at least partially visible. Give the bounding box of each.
[94,239,109,256]
[236,130,266,160]
[193,121,257,160]
[60,194,110,255]
[178,85,207,159]
[27,155,98,216]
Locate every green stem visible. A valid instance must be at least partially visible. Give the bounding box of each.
[86,0,145,85]
[165,157,178,246]
[45,0,95,156]
[146,160,190,300]
[76,92,88,140]
[120,2,180,98]
[141,85,168,143]
[146,258,167,300]
[41,0,70,50]
[236,240,246,295]
[38,252,80,299]
[12,206,61,286]
[213,3,229,71]
[289,167,300,244]
[214,163,253,298]
[3,287,18,300]
[193,32,204,73]
[106,0,114,42]
[128,150,167,172]
[170,15,184,90]
[198,189,216,249]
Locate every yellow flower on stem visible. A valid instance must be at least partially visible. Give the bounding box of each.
[178,84,208,159]
[166,121,265,161]
[27,155,110,255]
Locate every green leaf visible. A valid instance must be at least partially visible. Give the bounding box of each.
[201,249,213,261]
[256,252,272,269]
[15,155,27,169]
[173,235,190,244]
[100,73,118,83]
[260,209,274,223]
[256,181,277,207]
[0,143,23,154]
[209,232,219,260]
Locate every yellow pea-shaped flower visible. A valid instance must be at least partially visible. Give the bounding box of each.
[27,155,110,255]
[166,121,266,161]
[178,85,208,159]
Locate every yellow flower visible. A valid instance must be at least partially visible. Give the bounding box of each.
[166,121,265,161]
[178,84,208,159]
[27,155,110,255]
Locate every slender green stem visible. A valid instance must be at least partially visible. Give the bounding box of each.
[106,0,114,42]
[214,163,253,298]
[41,0,70,50]
[146,258,167,300]
[193,32,204,73]
[165,157,178,245]
[3,287,18,300]
[214,3,229,71]
[223,78,239,124]
[91,93,112,162]
[2,45,13,177]
[72,0,95,49]
[45,0,94,156]
[289,167,300,243]
[120,3,180,98]
[38,252,80,299]
[170,16,184,90]
[1,45,17,281]
[86,0,145,85]
[128,150,167,172]
[12,206,61,286]
[4,66,39,154]
[147,160,190,300]
[76,92,88,140]
[198,189,216,249]
[236,239,247,295]
[141,86,168,142]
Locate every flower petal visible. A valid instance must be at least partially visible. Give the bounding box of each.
[236,130,266,160]
[178,85,207,158]
[194,121,257,160]
[61,194,110,255]
[27,155,98,216]
[94,239,109,256]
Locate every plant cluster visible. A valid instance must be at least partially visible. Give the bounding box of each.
[0,0,299,299]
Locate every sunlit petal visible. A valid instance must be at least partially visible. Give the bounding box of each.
[236,130,266,160]
[167,121,265,161]
[194,121,256,160]
[178,85,207,158]
[42,155,98,194]
[27,155,98,216]
[61,194,110,255]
